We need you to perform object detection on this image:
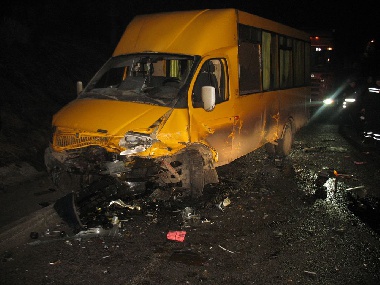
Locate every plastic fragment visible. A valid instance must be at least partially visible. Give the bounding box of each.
[49,260,61,265]
[217,197,231,212]
[304,270,317,277]
[218,245,235,254]
[167,231,186,242]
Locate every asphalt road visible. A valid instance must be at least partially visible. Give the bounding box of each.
[1,122,380,285]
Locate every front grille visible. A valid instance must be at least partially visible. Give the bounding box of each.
[54,134,110,149]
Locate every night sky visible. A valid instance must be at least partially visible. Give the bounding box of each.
[2,0,379,70]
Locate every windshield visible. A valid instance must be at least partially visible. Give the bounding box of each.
[80,54,195,107]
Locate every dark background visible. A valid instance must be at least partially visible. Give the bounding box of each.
[2,0,379,62]
[0,0,378,168]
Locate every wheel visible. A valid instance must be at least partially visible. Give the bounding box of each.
[276,122,293,157]
[181,150,205,198]
[264,142,276,157]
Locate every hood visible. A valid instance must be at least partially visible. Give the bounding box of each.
[52,98,171,135]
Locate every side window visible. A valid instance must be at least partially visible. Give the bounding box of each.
[192,59,227,108]
[279,36,293,88]
[262,31,279,90]
[238,25,262,95]
[239,42,261,94]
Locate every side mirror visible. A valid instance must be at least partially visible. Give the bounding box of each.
[76,81,83,96]
[201,86,216,111]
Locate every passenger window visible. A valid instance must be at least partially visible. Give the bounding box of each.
[192,59,227,108]
[239,42,262,94]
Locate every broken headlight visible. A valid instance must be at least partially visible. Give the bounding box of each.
[119,132,154,155]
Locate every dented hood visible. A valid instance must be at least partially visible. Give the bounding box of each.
[52,98,171,135]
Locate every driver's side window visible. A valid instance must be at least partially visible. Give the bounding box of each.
[192,59,227,108]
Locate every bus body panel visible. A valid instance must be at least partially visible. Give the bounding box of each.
[113,9,238,56]
[232,90,280,160]
[238,10,310,41]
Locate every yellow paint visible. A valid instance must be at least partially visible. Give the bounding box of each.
[113,9,237,56]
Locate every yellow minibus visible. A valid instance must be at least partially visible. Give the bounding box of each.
[45,9,310,198]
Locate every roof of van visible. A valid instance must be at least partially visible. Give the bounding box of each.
[113,9,309,56]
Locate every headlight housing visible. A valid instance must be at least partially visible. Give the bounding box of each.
[119,132,154,155]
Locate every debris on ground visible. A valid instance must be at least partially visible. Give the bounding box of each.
[167,231,186,242]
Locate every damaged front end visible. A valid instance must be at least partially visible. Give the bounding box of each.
[45,53,220,230]
[47,127,218,231]
[45,119,218,199]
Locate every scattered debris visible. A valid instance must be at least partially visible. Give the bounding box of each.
[217,197,231,212]
[109,199,141,210]
[43,229,66,238]
[167,231,186,242]
[75,227,105,238]
[49,260,61,265]
[181,207,201,227]
[334,170,353,179]
[111,216,119,225]
[149,188,172,201]
[182,207,194,220]
[346,186,365,191]
[304,270,317,278]
[200,217,212,224]
[273,230,283,238]
[274,158,283,167]
[303,146,325,153]
[218,244,235,254]
[326,147,347,153]
[346,186,367,199]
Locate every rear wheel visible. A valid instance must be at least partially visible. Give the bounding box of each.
[276,122,293,157]
[264,142,276,158]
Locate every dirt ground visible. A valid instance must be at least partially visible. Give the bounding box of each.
[1,123,380,285]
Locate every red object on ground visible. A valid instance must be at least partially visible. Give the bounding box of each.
[167,231,186,242]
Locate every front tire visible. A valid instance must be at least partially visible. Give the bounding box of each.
[181,150,205,198]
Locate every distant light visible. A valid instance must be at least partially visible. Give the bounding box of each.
[316,47,321,51]
[368,87,380,93]
[327,47,333,50]
[323,98,334,105]
[344,98,356,103]
[315,36,319,40]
